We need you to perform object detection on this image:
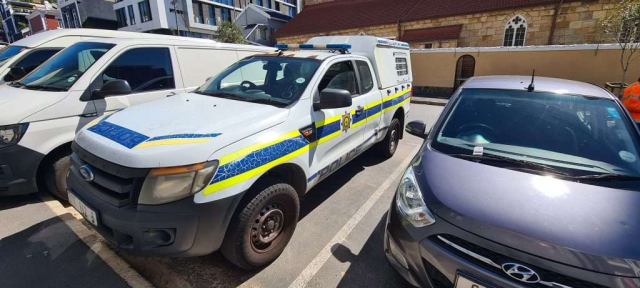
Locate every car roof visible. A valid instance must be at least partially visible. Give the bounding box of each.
[74,37,277,52]
[10,29,190,48]
[462,76,614,99]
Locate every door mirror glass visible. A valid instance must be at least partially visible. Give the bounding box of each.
[4,67,26,82]
[406,120,427,138]
[315,88,352,110]
[92,79,132,99]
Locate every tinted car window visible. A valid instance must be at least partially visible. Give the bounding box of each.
[319,61,358,95]
[0,45,25,63]
[433,89,640,177]
[102,48,175,93]
[356,60,374,93]
[12,49,60,74]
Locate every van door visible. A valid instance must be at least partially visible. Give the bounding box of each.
[310,60,366,181]
[92,46,184,113]
[354,60,383,148]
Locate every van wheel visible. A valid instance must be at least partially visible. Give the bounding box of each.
[377,118,401,158]
[44,154,71,202]
[221,180,299,270]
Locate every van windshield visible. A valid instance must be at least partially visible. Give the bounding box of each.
[196,56,321,107]
[0,45,25,64]
[432,89,640,178]
[18,42,115,91]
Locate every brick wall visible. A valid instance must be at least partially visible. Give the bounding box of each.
[277,0,620,47]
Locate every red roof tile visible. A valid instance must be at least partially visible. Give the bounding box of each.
[274,0,566,39]
[401,25,463,42]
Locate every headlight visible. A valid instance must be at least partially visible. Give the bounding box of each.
[138,161,218,205]
[396,166,436,227]
[0,123,29,148]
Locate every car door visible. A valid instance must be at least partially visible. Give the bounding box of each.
[310,59,366,180]
[92,46,184,113]
[354,60,383,148]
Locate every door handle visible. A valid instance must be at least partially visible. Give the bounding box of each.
[355,106,364,115]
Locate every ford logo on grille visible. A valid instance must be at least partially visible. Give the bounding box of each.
[502,263,540,284]
[79,165,95,182]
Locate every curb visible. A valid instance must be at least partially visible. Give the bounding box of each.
[410,98,448,106]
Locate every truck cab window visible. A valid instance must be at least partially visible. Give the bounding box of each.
[356,60,374,93]
[318,61,358,96]
[102,48,175,94]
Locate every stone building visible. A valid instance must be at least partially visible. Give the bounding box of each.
[273,0,622,49]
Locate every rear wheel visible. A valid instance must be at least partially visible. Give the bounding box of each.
[44,154,71,201]
[377,118,401,158]
[221,180,299,270]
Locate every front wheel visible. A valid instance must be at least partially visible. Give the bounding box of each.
[376,118,401,158]
[221,180,300,270]
[44,154,71,201]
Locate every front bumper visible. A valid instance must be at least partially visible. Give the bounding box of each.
[0,145,44,196]
[67,153,244,257]
[384,198,635,288]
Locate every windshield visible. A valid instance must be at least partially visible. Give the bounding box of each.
[0,45,26,64]
[18,42,115,91]
[432,89,640,177]
[196,56,321,106]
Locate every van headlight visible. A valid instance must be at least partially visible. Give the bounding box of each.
[0,123,29,148]
[138,161,218,205]
[396,166,436,227]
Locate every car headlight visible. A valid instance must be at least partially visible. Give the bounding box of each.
[138,161,218,205]
[396,166,436,227]
[0,123,29,148]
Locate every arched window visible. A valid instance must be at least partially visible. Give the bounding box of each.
[454,55,475,90]
[503,15,527,47]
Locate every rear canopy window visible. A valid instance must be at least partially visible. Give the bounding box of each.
[395,57,408,76]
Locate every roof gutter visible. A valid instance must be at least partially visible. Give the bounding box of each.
[548,0,564,45]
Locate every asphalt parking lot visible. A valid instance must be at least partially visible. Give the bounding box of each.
[0,103,444,288]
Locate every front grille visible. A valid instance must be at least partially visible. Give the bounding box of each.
[423,258,453,288]
[71,143,148,207]
[435,235,608,288]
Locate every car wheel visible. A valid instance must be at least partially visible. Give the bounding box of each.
[45,154,71,201]
[221,180,300,270]
[377,118,401,158]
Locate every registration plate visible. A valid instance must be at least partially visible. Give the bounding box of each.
[455,274,489,288]
[68,191,99,227]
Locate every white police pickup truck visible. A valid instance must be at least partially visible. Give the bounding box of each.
[67,36,413,269]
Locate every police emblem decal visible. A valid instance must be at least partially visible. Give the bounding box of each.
[341,111,352,132]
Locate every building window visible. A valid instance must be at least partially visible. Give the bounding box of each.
[207,4,215,25]
[503,15,527,47]
[275,2,280,11]
[193,2,204,24]
[213,0,233,5]
[424,43,433,49]
[257,0,263,6]
[138,0,152,23]
[127,5,136,25]
[220,7,231,22]
[265,0,271,9]
[115,8,127,28]
[288,6,296,17]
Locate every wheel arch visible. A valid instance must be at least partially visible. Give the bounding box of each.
[392,107,405,139]
[36,142,72,190]
[249,163,307,198]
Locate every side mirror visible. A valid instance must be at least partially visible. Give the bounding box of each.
[314,88,352,110]
[4,67,26,82]
[406,120,427,138]
[92,79,132,99]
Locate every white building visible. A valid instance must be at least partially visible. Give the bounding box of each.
[113,0,300,40]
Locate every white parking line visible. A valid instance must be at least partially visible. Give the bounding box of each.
[288,145,421,288]
[41,195,155,288]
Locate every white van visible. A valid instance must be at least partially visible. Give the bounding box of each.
[0,38,274,199]
[67,36,412,269]
[0,29,188,84]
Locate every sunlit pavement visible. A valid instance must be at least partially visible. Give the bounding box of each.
[0,103,444,288]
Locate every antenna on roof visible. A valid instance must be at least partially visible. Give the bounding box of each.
[527,69,536,92]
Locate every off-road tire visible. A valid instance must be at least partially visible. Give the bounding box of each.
[45,154,71,201]
[221,180,300,270]
[376,118,401,158]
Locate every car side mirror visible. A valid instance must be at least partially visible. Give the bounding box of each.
[92,79,132,99]
[314,88,352,110]
[406,120,427,138]
[4,67,26,82]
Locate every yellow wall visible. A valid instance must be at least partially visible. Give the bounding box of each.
[411,46,640,89]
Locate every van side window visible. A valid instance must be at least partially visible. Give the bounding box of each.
[396,57,408,76]
[318,61,358,96]
[102,48,175,93]
[8,49,60,77]
[356,60,374,93]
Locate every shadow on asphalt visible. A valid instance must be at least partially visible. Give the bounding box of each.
[333,213,414,288]
[0,214,129,288]
[0,193,42,211]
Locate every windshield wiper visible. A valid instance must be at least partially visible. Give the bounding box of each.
[246,98,288,107]
[570,173,640,181]
[24,84,66,91]
[9,81,25,88]
[450,153,570,176]
[196,91,243,99]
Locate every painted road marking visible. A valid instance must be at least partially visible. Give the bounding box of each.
[41,195,154,288]
[288,144,421,288]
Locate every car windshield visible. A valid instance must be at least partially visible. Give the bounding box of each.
[195,56,321,107]
[432,89,640,178]
[0,45,25,64]
[18,42,115,91]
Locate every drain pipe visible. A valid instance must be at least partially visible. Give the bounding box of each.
[548,0,564,45]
